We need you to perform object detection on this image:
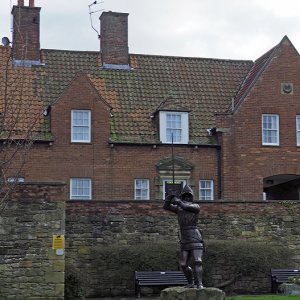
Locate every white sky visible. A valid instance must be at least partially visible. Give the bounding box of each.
[1,0,300,60]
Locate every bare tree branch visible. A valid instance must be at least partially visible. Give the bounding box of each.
[0,46,44,214]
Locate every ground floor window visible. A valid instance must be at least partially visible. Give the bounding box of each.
[134,179,150,200]
[296,116,300,146]
[7,176,25,183]
[70,178,92,200]
[163,179,186,199]
[199,180,214,200]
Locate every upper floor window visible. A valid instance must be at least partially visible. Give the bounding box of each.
[262,114,279,146]
[70,178,92,200]
[296,116,300,146]
[71,110,91,143]
[199,180,214,200]
[134,179,149,200]
[159,111,189,144]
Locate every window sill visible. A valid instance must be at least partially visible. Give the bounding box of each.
[71,142,92,145]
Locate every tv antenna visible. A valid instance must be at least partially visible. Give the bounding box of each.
[89,1,103,39]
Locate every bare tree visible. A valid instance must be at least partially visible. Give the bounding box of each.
[0,45,43,213]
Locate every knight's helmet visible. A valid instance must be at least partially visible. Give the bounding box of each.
[181,185,194,200]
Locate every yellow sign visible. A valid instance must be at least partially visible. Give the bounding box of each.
[52,235,65,250]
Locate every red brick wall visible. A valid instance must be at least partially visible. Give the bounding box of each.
[16,72,219,200]
[220,39,300,200]
[18,72,217,200]
[25,144,219,200]
[9,39,300,201]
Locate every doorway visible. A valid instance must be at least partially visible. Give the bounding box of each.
[263,174,300,200]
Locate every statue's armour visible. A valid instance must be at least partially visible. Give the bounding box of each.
[177,207,203,251]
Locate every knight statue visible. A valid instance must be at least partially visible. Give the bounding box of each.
[163,184,204,289]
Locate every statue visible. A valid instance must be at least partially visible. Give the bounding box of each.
[163,185,204,289]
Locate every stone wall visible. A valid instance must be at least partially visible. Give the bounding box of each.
[0,183,65,300]
[1,184,299,298]
[66,200,300,297]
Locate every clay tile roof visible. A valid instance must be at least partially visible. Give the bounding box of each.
[1,44,254,144]
[0,46,47,141]
[36,50,252,144]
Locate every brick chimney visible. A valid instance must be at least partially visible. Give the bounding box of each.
[100,11,129,68]
[12,0,41,61]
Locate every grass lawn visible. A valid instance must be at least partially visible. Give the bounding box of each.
[227,296,300,300]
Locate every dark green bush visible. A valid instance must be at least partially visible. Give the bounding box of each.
[92,240,294,290]
[64,264,86,300]
[203,240,294,287]
[92,241,179,284]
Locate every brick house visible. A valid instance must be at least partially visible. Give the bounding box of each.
[1,0,300,201]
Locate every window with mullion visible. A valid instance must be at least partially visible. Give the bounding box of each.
[166,113,182,143]
[262,114,279,146]
[199,180,214,200]
[71,110,91,143]
[296,116,300,146]
[70,178,92,200]
[159,111,189,144]
[134,179,149,200]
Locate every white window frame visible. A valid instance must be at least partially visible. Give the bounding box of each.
[199,180,214,201]
[262,114,279,146]
[7,176,25,183]
[71,110,91,143]
[134,179,150,200]
[159,111,189,144]
[70,178,92,200]
[296,115,300,146]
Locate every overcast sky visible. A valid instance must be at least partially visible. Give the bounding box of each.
[1,0,300,61]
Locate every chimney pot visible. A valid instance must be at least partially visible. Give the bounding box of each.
[29,0,35,7]
[18,0,24,6]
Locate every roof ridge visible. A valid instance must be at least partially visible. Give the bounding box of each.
[41,48,99,54]
[41,48,252,63]
[130,52,252,63]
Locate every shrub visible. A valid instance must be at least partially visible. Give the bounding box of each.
[203,240,294,288]
[92,240,294,292]
[64,264,86,300]
[92,241,179,285]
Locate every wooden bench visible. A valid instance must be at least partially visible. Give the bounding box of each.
[134,271,188,297]
[271,268,300,293]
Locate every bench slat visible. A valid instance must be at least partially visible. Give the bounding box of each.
[135,271,187,297]
[138,281,187,285]
[270,269,300,293]
[138,279,187,282]
[137,276,186,280]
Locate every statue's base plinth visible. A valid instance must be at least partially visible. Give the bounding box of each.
[160,286,225,300]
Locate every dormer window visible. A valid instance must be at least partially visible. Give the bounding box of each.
[159,111,189,144]
[71,110,91,143]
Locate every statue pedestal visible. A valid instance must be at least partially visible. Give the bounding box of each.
[160,286,225,300]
